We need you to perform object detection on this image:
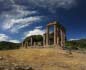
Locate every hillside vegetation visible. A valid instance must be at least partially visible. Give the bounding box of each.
[66,39,86,50]
[0,41,20,50]
[0,38,86,50]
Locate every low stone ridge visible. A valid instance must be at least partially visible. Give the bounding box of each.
[0,65,33,70]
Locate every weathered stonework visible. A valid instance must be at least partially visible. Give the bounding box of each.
[44,21,66,49]
[22,21,66,49]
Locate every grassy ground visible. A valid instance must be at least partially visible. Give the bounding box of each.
[0,48,86,70]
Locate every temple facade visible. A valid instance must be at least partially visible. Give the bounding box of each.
[43,21,66,49]
[21,21,66,49]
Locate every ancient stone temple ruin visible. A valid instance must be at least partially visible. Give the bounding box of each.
[22,21,66,49]
[43,21,66,48]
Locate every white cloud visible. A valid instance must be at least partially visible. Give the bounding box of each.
[1,1,39,33]
[9,40,20,43]
[0,0,77,15]
[10,24,29,33]
[0,0,77,34]
[1,0,77,9]
[2,16,42,33]
[69,38,79,41]
[0,33,20,43]
[1,6,37,19]
[12,4,37,18]
[0,34,10,41]
[35,26,43,29]
[3,16,41,29]
[24,28,45,38]
[27,0,77,11]
[1,4,38,30]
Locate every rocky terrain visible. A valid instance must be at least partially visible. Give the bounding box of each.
[0,55,33,70]
[0,48,86,70]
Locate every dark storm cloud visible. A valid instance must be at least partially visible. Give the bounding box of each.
[0,0,77,14]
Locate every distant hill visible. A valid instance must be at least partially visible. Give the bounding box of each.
[23,35,43,46]
[24,35,86,50]
[0,38,86,50]
[24,35,43,42]
[0,41,20,50]
[66,39,86,49]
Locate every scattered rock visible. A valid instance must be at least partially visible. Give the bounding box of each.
[0,56,4,60]
[0,65,33,70]
[0,56,34,70]
[15,65,33,70]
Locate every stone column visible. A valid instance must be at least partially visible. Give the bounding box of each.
[34,42,36,48]
[21,42,24,47]
[57,27,59,47]
[63,31,66,49]
[59,29,61,47]
[30,37,33,47]
[25,42,27,48]
[23,43,24,47]
[24,42,26,48]
[60,29,64,49]
[25,41,28,48]
[46,26,49,47]
[60,29,62,48]
[43,34,46,48]
[54,24,57,47]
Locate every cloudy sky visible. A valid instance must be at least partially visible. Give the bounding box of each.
[0,0,86,43]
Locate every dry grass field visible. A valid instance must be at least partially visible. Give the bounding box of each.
[0,48,86,70]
